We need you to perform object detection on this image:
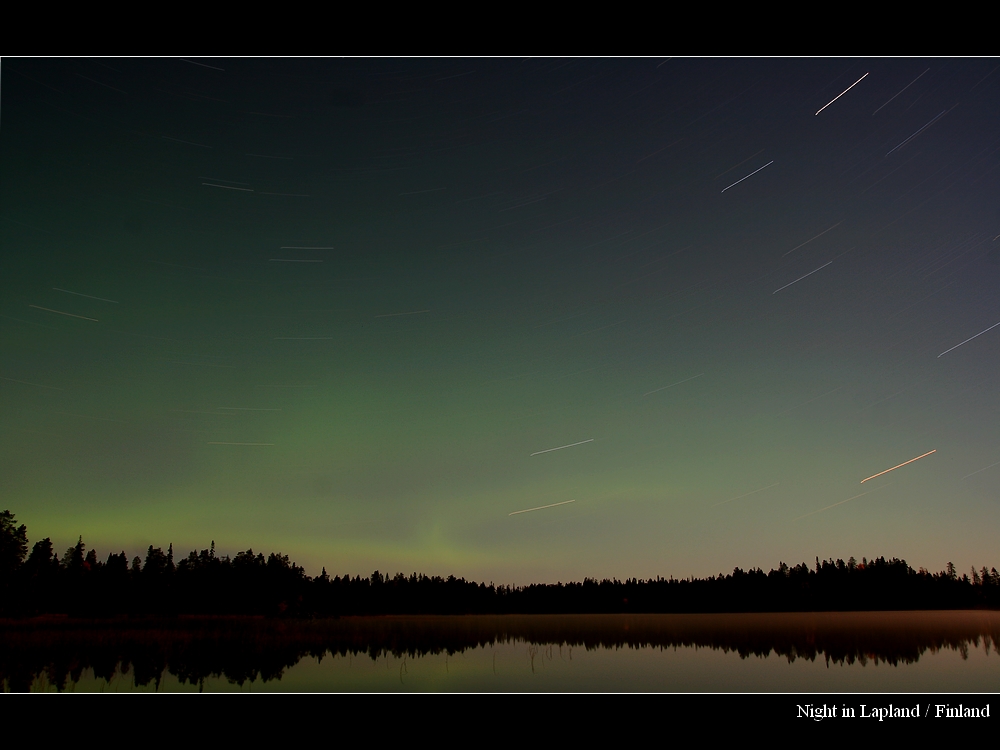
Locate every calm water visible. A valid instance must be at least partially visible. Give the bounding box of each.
[4,611,999,692]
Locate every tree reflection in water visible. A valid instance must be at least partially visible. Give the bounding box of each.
[2,611,998,692]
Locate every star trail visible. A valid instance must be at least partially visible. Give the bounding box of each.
[1,58,998,584]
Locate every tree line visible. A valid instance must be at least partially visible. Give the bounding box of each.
[2,510,999,616]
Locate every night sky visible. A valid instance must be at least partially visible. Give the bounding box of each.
[2,58,998,583]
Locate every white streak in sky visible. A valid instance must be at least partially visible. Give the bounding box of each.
[873,68,929,115]
[793,484,891,522]
[530,439,594,456]
[203,183,253,191]
[961,460,1000,481]
[815,73,868,115]
[782,222,842,257]
[714,150,765,180]
[642,373,703,398]
[509,499,576,516]
[886,109,950,156]
[937,320,1000,358]
[721,161,774,193]
[280,246,335,250]
[29,305,98,321]
[53,288,119,303]
[179,59,225,71]
[269,259,323,262]
[772,262,832,294]
[860,450,936,484]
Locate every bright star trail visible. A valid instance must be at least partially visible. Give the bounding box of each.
[815,72,868,115]
[860,450,937,484]
[3,58,998,585]
[530,439,594,457]
[937,321,1000,358]
[509,499,576,516]
[720,161,773,193]
[772,261,833,294]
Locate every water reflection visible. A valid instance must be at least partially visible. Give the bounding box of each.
[3,611,999,692]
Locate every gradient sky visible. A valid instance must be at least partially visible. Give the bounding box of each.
[2,58,998,583]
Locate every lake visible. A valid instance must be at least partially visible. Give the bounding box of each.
[3,611,998,692]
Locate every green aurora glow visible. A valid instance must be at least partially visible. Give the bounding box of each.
[2,59,998,582]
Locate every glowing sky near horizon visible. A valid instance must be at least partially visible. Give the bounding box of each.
[2,58,998,582]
